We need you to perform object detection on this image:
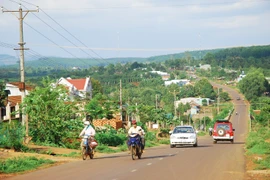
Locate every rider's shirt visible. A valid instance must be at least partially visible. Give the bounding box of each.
[79,125,96,137]
[128,126,145,136]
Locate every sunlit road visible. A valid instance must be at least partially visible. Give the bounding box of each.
[9,83,249,180]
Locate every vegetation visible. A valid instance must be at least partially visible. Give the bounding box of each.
[22,77,83,147]
[0,156,54,174]
[238,68,270,102]
[0,121,26,151]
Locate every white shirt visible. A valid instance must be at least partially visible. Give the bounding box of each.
[79,125,96,137]
[128,126,145,137]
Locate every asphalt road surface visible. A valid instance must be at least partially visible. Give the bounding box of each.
[9,83,249,180]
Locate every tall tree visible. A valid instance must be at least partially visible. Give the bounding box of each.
[22,77,79,145]
[238,69,270,101]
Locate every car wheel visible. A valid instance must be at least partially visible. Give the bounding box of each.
[193,142,198,147]
[231,139,234,144]
[213,140,217,144]
[217,128,226,136]
[170,144,175,148]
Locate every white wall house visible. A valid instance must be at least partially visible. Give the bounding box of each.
[165,79,190,87]
[1,82,31,122]
[55,77,92,100]
[150,71,170,80]
[175,97,212,107]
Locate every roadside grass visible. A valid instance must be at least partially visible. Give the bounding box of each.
[197,131,207,136]
[55,152,81,158]
[158,139,170,144]
[0,156,54,174]
[95,144,121,153]
[255,156,270,170]
[246,126,270,170]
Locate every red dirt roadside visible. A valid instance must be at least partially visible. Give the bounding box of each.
[0,144,104,179]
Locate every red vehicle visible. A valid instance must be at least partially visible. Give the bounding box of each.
[212,120,235,144]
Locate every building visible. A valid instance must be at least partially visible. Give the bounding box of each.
[1,82,32,122]
[165,79,190,87]
[200,64,211,71]
[175,97,212,107]
[55,77,92,100]
[150,71,170,80]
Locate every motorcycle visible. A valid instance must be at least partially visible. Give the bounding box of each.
[81,136,98,160]
[128,133,143,160]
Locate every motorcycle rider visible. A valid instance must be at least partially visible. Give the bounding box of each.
[128,120,145,152]
[79,121,96,151]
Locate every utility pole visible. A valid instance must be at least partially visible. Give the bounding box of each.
[120,79,122,121]
[2,5,39,138]
[174,90,176,116]
[217,88,220,114]
[155,94,158,109]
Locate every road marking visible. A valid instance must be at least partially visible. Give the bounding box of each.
[131,169,137,172]
[159,158,163,160]
[147,163,152,166]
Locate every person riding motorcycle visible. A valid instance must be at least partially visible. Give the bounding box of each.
[128,120,145,152]
[79,121,96,150]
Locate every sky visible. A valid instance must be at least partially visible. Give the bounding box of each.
[0,0,270,61]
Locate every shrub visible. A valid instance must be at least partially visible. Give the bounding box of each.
[95,133,126,146]
[0,156,54,173]
[0,121,26,151]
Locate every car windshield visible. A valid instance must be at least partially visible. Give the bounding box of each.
[173,127,194,134]
[217,124,230,130]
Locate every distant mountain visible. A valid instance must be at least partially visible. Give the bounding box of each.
[1,45,265,68]
[0,54,18,66]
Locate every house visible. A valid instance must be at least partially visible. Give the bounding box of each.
[165,79,190,87]
[200,64,211,71]
[55,77,92,100]
[150,71,170,80]
[175,97,212,107]
[0,82,32,122]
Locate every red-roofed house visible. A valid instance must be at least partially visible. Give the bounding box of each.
[56,77,92,100]
[1,82,33,122]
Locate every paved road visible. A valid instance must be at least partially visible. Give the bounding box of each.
[9,83,249,180]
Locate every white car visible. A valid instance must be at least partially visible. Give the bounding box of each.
[170,125,198,148]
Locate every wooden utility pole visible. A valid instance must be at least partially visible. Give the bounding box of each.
[120,79,122,121]
[217,88,220,114]
[174,90,176,116]
[155,94,158,109]
[2,5,39,137]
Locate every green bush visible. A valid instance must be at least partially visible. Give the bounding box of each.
[0,122,26,151]
[145,131,156,141]
[95,144,119,153]
[159,139,170,144]
[95,133,126,146]
[255,155,270,170]
[0,156,54,173]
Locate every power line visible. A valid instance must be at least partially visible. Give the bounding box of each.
[24,0,270,10]
[5,0,108,66]
[20,0,110,64]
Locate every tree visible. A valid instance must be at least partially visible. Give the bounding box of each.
[194,78,216,99]
[219,92,231,102]
[238,69,270,101]
[85,93,118,119]
[22,77,80,145]
[0,82,6,107]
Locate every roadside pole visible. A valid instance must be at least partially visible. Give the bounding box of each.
[2,5,38,141]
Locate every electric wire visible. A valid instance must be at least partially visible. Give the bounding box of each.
[19,0,110,64]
